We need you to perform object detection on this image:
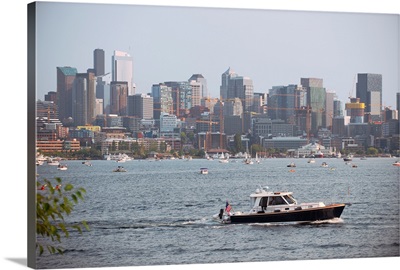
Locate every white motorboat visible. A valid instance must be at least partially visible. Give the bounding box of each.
[213,186,346,224]
[113,166,127,172]
[200,168,209,174]
[57,164,68,171]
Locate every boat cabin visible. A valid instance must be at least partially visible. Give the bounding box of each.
[248,188,297,213]
[246,187,325,214]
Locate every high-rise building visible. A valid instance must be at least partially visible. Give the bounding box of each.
[112,50,134,95]
[268,84,306,124]
[220,67,237,100]
[325,91,336,129]
[72,70,96,126]
[333,99,343,117]
[57,66,77,123]
[110,81,128,116]
[189,74,208,98]
[356,73,382,122]
[164,81,192,117]
[128,94,153,120]
[151,83,173,121]
[301,78,326,136]
[93,48,105,76]
[345,97,365,123]
[221,68,254,111]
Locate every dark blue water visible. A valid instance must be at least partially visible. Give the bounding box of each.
[35,157,400,269]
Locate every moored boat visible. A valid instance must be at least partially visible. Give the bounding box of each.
[213,186,346,224]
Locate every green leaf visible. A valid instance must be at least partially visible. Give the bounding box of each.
[71,194,78,203]
[64,184,74,191]
[82,221,90,231]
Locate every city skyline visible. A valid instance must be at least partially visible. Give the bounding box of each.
[35,1,399,109]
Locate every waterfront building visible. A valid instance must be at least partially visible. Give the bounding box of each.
[294,141,331,158]
[160,113,179,132]
[36,139,80,153]
[356,73,382,122]
[263,137,308,152]
[252,117,295,138]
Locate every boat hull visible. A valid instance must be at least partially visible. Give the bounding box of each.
[228,204,345,224]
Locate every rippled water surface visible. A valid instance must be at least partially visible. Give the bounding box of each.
[36,157,400,269]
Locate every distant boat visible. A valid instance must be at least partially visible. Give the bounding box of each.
[321,162,328,167]
[82,161,92,166]
[200,168,209,174]
[307,158,316,163]
[57,164,68,171]
[287,162,296,168]
[392,161,400,167]
[343,154,353,162]
[113,166,127,172]
[47,159,60,166]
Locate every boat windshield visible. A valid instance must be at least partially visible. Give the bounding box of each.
[283,195,296,204]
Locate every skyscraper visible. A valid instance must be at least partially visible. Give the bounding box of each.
[356,73,382,122]
[112,50,134,95]
[151,83,173,121]
[57,66,77,123]
[93,48,105,76]
[128,94,153,120]
[110,81,128,116]
[301,78,326,136]
[72,69,96,126]
[220,67,237,100]
[189,74,208,98]
[221,68,254,111]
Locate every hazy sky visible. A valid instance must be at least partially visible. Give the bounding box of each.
[35,1,399,108]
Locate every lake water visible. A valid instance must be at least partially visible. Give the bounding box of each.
[35,157,400,269]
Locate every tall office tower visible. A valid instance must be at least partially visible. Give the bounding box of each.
[345,97,365,123]
[325,91,336,129]
[57,66,77,123]
[164,81,192,117]
[356,73,382,122]
[96,73,111,113]
[128,94,154,120]
[189,80,201,108]
[188,74,208,98]
[110,81,128,116]
[151,83,173,121]
[225,73,254,112]
[220,67,237,100]
[268,84,305,124]
[333,99,343,117]
[301,78,326,136]
[93,48,105,76]
[112,50,134,95]
[252,93,266,114]
[224,98,243,116]
[72,69,96,126]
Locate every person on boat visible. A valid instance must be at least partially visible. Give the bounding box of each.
[225,201,232,214]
